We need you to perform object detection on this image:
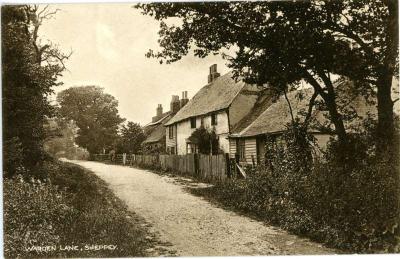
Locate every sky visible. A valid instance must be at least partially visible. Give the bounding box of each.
[40,3,230,125]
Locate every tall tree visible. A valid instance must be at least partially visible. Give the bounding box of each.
[136,1,398,153]
[2,5,69,175]
[57,86,125,155]
[115,121,146,154]
[316,0,398,153]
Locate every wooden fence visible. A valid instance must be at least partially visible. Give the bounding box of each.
[93,153,231,182]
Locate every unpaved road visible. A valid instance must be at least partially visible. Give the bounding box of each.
[70,160,338,256]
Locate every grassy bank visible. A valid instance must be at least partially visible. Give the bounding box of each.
[3,160,155,258]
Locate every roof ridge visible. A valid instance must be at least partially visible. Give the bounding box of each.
[165,71,245,126]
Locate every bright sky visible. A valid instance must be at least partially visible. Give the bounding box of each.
[40,3,229,125]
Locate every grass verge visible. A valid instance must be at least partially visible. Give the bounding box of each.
[3,160,159,258]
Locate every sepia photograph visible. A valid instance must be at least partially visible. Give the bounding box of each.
[1,0,399,257]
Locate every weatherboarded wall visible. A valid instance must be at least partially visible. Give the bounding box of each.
[243,138,257,165]
[228,138,257,165]
[229,139,237,159]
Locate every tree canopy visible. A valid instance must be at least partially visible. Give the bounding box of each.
[136,0,398,153]
[115,121,146,154]
[2,5,70,175]
[57,86,125,155]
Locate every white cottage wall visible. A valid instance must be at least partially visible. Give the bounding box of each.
[174,111,230,155]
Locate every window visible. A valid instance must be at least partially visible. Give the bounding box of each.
[168,126,174,139]
[237,139,246,161]
[211,113,217,126]
[187,143,198,154]
[190,117,196,128]
[170,147,175,154]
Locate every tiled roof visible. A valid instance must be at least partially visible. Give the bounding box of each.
[143,123,167,144]
[144,111,171,127]
[165,72,246,126]
[143,112,172,144]
[230,80,379,138]
[231,89,278,135]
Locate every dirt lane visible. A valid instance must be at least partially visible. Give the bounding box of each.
[70,160,337,256]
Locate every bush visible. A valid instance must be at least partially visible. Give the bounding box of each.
[3,137,25,177]
[191,122,400,253]
[3,176,75,258]
[3,161,151,258]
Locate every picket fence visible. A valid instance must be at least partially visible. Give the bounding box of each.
[93,153,231,182]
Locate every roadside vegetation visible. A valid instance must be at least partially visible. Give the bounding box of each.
[188,122,400,253]
[2,5,152,258]
[3,160,153,258]
[134,1,400,254]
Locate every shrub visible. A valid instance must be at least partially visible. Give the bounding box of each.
[188,126,221,154]
[3,137,25,177]
[3,176,75,258]
[3,161,151,258]
[191,122,400,253]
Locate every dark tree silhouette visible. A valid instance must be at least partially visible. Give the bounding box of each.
[2,5,70,175]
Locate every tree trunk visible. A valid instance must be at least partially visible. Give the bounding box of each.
[376,76,394,153]
[325,96,348,145]
[303,69,349,147]
[376,0,398,154]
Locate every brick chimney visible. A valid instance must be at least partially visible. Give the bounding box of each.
[152,104,163,122]
[208,64,220,83]
[156,104,163,117]
[170,95,180,114]
[180,91,189,108]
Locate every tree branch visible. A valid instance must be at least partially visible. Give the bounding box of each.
[304,90,319,128]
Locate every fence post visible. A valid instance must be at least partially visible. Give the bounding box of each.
[194,153,199,176]
[225,153,231,179]
[234,152,240,178]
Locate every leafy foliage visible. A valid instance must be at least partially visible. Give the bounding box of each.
[44,118,90,160]
[188,126,220,154]
[3,161,153,258]
[57,86,125,155]
[115,121,146,154]
[3,175,75,258]
[2,5,69,175]
[191,121,400,252]
[136,0,399,152]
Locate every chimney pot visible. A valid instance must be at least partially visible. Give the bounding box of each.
[208,64,220,83]
[171,95,180,114]
[156,104,163,117]
[180,91,189,108]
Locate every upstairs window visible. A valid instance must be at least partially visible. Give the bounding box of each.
[190,117,196,128]
[168,126,174,139]
[211,113,217,126]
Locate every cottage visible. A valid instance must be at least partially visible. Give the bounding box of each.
[164,64,274,155]
[142,92,189,154]
[228,79,384,165]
